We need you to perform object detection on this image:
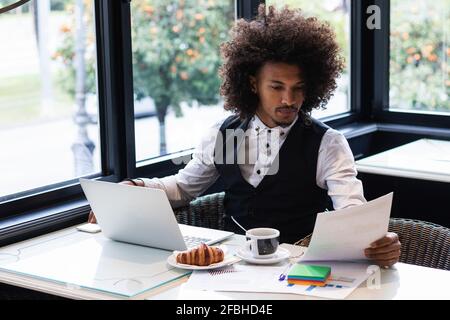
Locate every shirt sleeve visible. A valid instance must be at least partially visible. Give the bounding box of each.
[316,129,367,210]
[139,119,224,208]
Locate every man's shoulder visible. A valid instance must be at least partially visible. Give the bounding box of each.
[207,115,234,130]
[302,117,332,137]
[310,117,332,131]
[215,114,244,131]
[201,114,242,141]
[321,127,348,148]
[304,118,347,146]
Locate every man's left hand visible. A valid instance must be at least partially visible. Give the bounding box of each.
[364,232,401,268]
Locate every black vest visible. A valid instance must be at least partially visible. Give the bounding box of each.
[214,115,333,244]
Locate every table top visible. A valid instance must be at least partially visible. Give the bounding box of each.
[0,226,190,299]
[0,224,449,300]
[150,262,450,300]
[355,138,450,183]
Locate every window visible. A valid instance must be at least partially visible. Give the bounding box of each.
[0,0,100,200]
[266,0,352,119]
[131,0,235,163]
[1,0,382,245]
[390,0,449,115]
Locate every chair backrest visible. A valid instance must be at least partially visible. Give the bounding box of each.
[174,193,450,271]
[389,218,450,270]
[173,192,226,230]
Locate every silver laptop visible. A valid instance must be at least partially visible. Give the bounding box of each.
[79,178,233,251]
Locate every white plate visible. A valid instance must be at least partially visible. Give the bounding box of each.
[167,246,239,270]
[235,246,290,265]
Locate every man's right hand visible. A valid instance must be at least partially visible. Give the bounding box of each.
[87,179,145,224]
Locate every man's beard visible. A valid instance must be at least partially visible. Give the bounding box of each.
[274,119,295,128]
[273,106,299,127]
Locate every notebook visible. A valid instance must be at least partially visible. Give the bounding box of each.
[287,264,331,286]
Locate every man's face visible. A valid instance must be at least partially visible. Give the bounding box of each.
[250,62,306,128]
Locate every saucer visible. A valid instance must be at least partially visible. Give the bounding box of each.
[235,247,290,265]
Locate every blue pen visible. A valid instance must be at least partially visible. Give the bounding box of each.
[278,263,293,281]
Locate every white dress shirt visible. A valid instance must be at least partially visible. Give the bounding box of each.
[140,114,366,210]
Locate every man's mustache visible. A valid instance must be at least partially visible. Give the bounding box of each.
[276,106,299,111]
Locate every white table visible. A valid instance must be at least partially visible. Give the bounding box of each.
[151,262,450,300]
[355,138,450,183]
[0,225,449,300]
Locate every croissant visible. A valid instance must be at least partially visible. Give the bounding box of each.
[176,243,224,266]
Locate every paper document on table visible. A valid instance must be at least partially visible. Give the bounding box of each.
[300,193,393,262]
[185,261,372,299]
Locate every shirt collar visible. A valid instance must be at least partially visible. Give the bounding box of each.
[250,113,299,137]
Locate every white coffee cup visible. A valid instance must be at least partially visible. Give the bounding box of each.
[244,228,280,259]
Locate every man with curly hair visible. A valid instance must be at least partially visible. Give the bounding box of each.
[89,5,400,268]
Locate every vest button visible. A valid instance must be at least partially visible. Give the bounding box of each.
[256,169,261,175]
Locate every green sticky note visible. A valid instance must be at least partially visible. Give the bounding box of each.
[287,264,331,281]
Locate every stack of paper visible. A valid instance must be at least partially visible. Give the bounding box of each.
[287,264,331,287]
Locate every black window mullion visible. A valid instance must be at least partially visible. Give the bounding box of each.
[96,0,136,181]
[95,0,113,178]
[372,0,390,119]
[350,0,366,120]
[118,0,137,179]
[236,0,263,20]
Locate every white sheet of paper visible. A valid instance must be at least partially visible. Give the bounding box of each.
[300,193,393,262]
[184,261,372,300]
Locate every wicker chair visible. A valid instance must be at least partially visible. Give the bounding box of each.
[173,192,227,231]
[389,218,450,270]
[174,192,450,271]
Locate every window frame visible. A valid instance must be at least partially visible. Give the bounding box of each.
[0,0,135,244]
[371,0,450,129]
[0,0,409,246]
[0,0,134,217]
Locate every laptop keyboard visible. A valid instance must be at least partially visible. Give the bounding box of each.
[183,235,212,248]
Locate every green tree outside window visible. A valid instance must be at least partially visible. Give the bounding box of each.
[54,0,234,155]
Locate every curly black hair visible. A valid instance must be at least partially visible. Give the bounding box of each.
[219,4,345,120]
